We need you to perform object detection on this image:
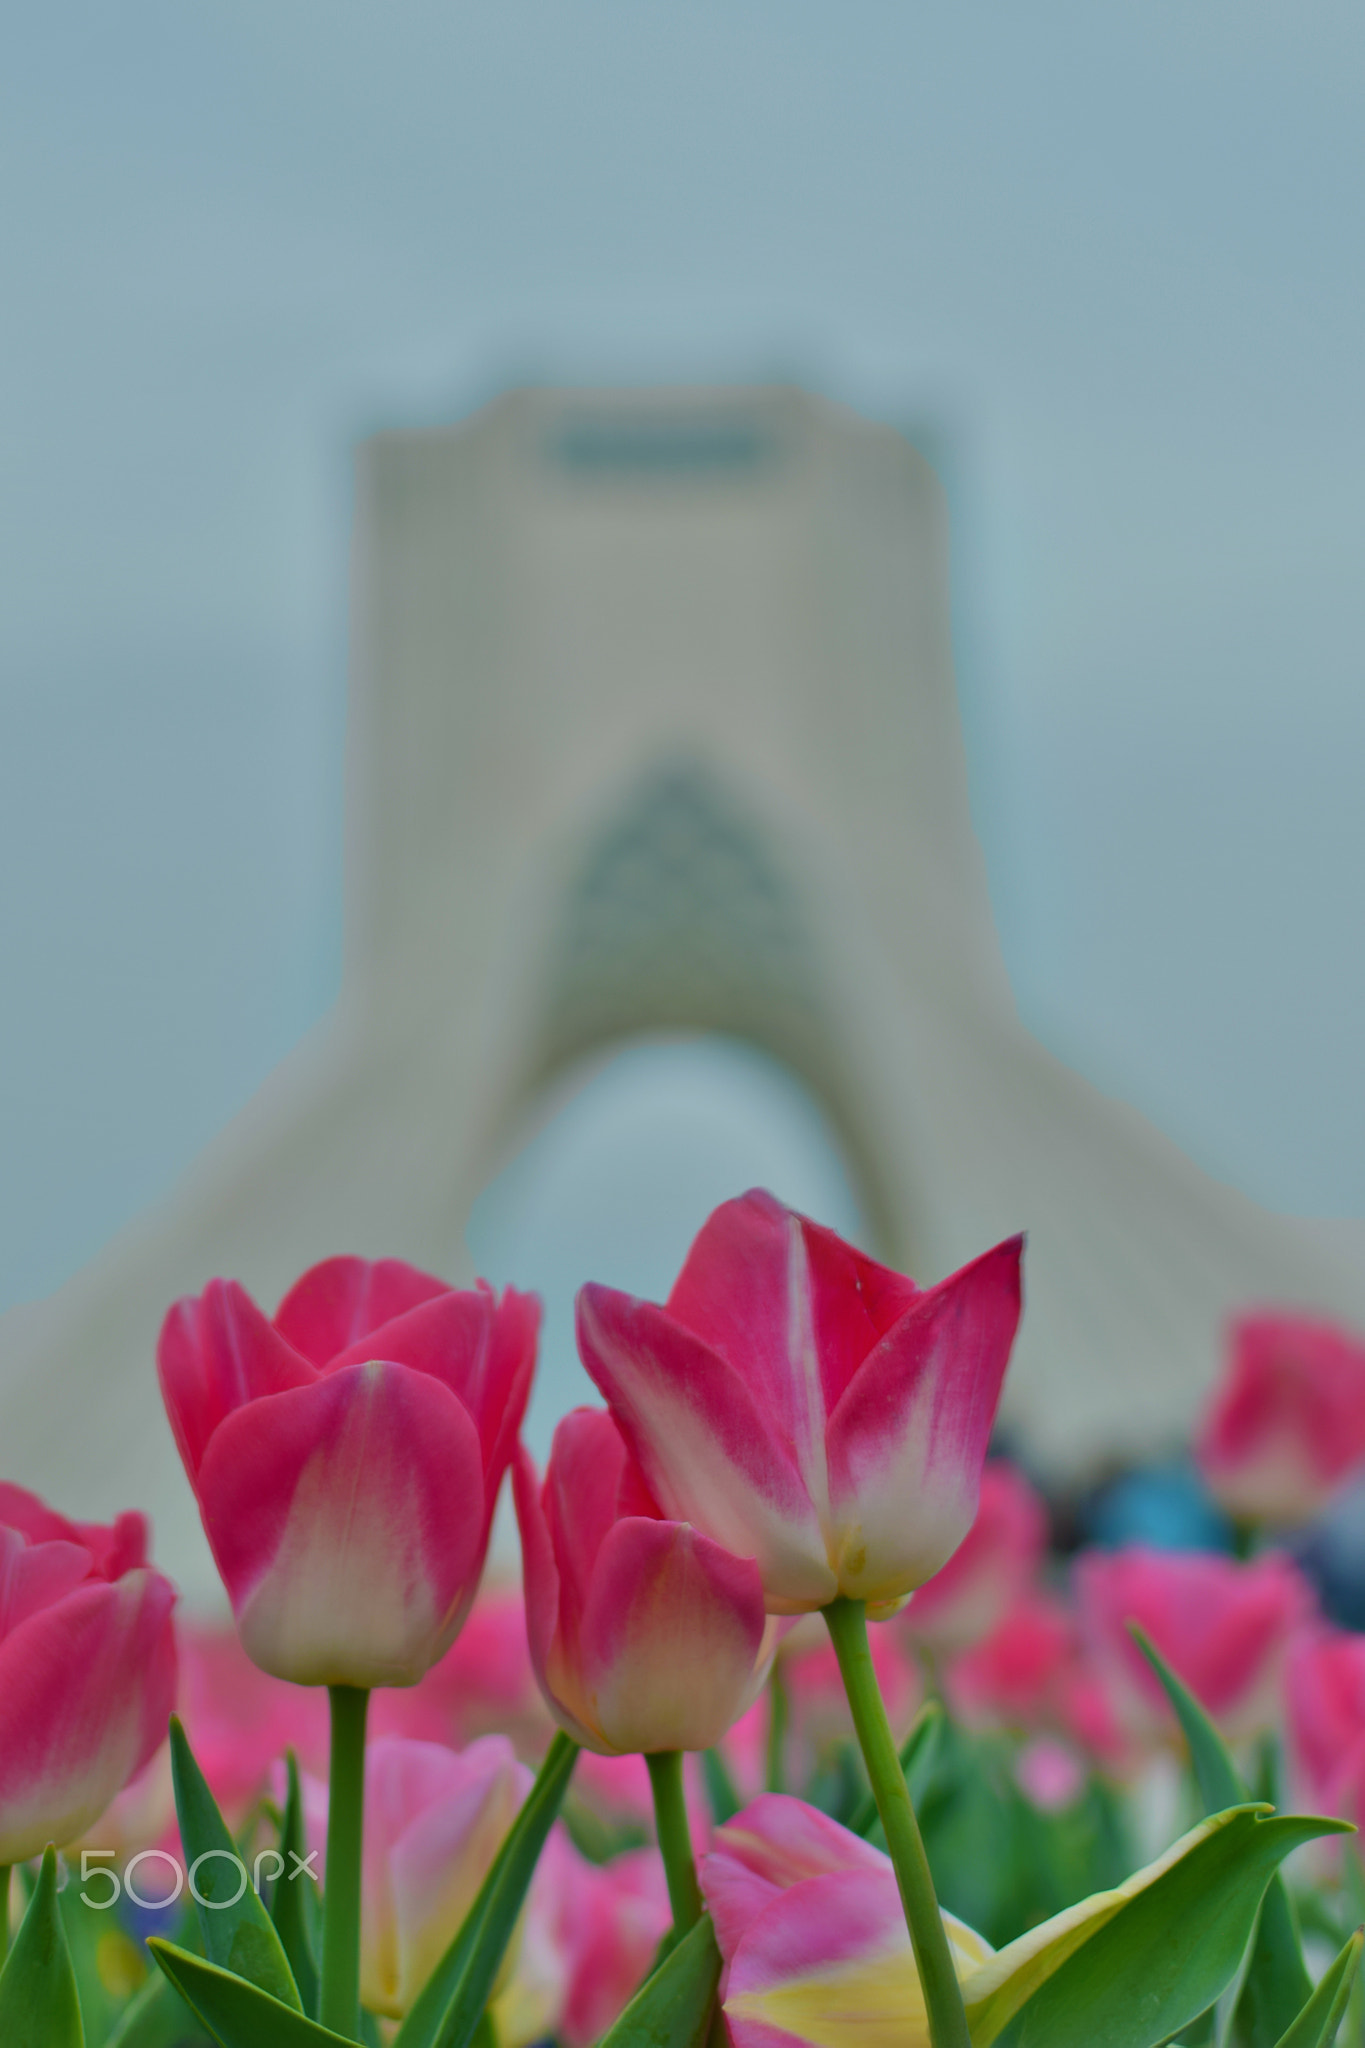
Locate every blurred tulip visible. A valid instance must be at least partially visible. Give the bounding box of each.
[945,1590,1076,1730]
[1055,1662,1140,1778]
[577,1190,1023,1617]
[158,1256,538,1686]
[903,1460,1048,1654]
[515,1408,777,1754]
[496,1829,670,2048]
[1074,1544,1314,1744]
[295,1735,531,2020]
[1013,1736,1086,1812]
[701,1794,992,2031]
[370,1585,553,1757]
[0,1484,177,1864]
[1196,1312,1365,1526]
[1285,1624,1365,1827]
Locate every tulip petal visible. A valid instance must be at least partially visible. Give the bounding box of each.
[0,1483,85,1549]
[664,1191,831,1489]
[158,1280,316,1479]
[542,1411,630,1675]
[665,1191,923,1447]
[513,1444,600,1750]
[799,1215,925,1415]
[725,1868,987,2048]
[469,1287,541,1504]
[326,1288,538,1507]
[824,1236,1023,1608]
[703,1794,890,1968]
[579,1518,770,1754]
[387,1737,530,2017]
[0,1530,92,1639]
[273,1255,453,1365]
[197,1362,486,1686]
[0,1571,178,1864]
[78,1510,150,1580]
[577,1284,836,1612]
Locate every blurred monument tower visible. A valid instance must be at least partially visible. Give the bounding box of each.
[4,385,1364,1596]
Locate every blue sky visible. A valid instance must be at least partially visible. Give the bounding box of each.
[2,1,1363,1315]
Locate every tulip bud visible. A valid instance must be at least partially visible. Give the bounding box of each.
[514,1408,777,1755]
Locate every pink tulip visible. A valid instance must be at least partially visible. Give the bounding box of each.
[1284,1625,1365,1828]
[1196,1312,1365,1525]
[903,1460,1048,1653]
[503,1829,670,2048]
[945,1591,1077,1730]
[1074,1544,1314,1744]
[701,1794,991,2029]
[515,1407,777,1754]
[158,1256,539,1686]
[946,1595,1137,1778]
[1013,1737,1086,1812]
[576,1191,1023,1617]
[293,1735,532,2019]
[0,1483,178,1864]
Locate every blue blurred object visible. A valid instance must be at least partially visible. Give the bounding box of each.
[1289,1474,1365,1631]
[1081,1460,1234,1554]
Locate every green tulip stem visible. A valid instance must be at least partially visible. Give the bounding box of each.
[646,1750,703,1935]
[825,1596,970,2048]
[0,1864,9,1966]
[320,1684,370,2039]
[765,1659,789,1793]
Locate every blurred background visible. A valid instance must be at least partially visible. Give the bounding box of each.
[3,5,1363,1519]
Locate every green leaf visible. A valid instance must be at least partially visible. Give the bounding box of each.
[1272,1929,1363,2048]
[848,1698,943,1839]
[0,1846,84,2046]
[103,1971,212,2048]
[272,1751,321,2019]
[1128,1625,1242,1814]
[169,1714,303,2010]
[392,1729,579,2048]
[980,1805,1349,2048]
[148,1941,354,2047]
[596,1914,721,2048]
[1130,1625,1315,2048]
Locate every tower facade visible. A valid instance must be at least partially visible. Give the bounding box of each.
[4,386,1361,1597]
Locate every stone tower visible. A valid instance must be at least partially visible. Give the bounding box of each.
[3,386,1362,1598]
